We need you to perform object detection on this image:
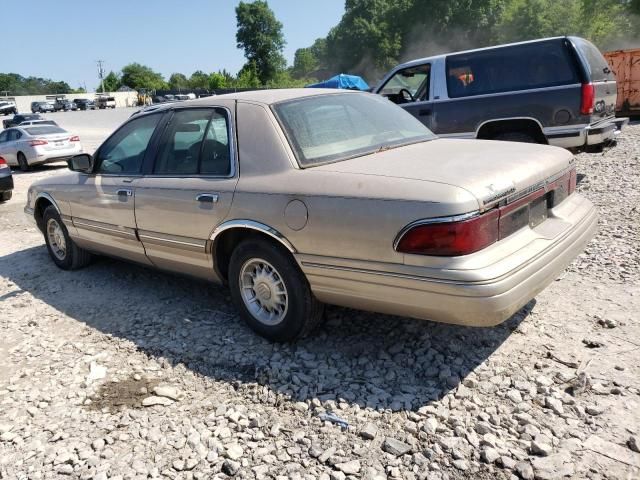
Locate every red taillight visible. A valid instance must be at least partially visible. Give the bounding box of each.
[396,209,500,256]
[69,136,80,142]
[396,167,578,257]
[580,83,595,115]
[0,156,6,166]
[30,139,48,146]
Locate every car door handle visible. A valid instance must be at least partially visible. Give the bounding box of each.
[196,193,219,203]
[116,189,132,197]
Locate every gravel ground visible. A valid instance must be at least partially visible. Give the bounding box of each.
[0,120,639,480]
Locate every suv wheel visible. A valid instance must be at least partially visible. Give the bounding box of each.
[228,237,324,342]
[17,153,30,172]
[42,206,93,270]
[0,191,11,202]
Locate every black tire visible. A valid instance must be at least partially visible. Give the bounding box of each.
[228,237,324,342]
[492,132,537,143]
[42,205,92,270]
[17,153,30,172]
[0,191,11,202]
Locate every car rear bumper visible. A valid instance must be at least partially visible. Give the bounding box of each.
[299,193,597,327]
[546,117,629,148]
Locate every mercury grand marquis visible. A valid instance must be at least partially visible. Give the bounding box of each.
[25,89,598,341]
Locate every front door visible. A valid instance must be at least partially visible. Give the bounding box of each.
[134,107,238,280]
[377,63,434,129]
[68,112,164,264]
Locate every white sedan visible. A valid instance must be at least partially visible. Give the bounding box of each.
[0,125,83,171]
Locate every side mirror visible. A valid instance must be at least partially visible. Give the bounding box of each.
[68,154,93,173]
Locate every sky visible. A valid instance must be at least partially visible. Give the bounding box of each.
[4,0,345,91]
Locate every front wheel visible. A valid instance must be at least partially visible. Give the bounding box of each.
[42,206,92,270]
[228,237,324,342]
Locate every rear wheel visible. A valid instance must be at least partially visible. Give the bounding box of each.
[17,153,30,172]
[492,132,537,143]
[42,206,92,270]
[228,237,324,342]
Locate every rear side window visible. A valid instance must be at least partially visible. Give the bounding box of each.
[153,108,231,176]
[446,39,580,98]
[25,126,65,135]
[572,37,614,82]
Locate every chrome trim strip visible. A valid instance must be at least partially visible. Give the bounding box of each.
[211,220,296,253]
[138,233,205,249]
[73,220,137,238]
[393,211,480,251]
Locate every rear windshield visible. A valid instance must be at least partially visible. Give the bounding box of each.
[25,126,66,135]
[446,38,580,98]
[272,93,436,167]
[572,37,614,82]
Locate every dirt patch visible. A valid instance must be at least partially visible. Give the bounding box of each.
[87,377,160,412]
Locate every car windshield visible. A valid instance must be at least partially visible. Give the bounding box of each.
[25,126,67,135]
[272,93,436,167]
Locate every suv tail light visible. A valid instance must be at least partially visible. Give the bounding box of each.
[0,156,7,166]
[30,139,48,146]
[69,136,80,142]
[580,83,595,115]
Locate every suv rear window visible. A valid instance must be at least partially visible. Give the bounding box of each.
[446,38,580,98]
[572,37,614,82]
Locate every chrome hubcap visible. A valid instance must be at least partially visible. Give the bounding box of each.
[46,219,66,260]
[239,258,288,325]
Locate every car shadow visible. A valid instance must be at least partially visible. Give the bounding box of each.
[10,164,67,175]
[0,244,530,412]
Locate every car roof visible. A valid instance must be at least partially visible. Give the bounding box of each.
[392,36,572,69]
[145,88,359,113]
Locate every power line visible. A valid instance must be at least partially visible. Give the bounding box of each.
[97,60,105,93]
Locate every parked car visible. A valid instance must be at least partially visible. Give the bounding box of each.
[25,90,597,341]
[0,101,17,116]
[17,120,58,127]
[0,125,82,171]
[375,36,628,150]
[3,113,43,129]
[54,98,77,111]
[73,99,96,110]
[31,101,55,113]
[0,155,13,201]
[95,96,116,109]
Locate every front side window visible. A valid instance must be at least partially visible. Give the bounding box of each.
[96,113,162,174]
[379,64,431,103]
[0,131,8,143]
[153,108,231,176]
[273,93,436,167]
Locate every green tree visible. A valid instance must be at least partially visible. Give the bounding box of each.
[189,70,210,89]
[168,73,189,91]
[101,71,121,92]
[208,72,228,89]
[121,63,167,91]
[291,47,318,78]
[234,61,261,88]
[235,0,286,85]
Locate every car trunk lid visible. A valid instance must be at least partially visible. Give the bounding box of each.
[313,138,574,211]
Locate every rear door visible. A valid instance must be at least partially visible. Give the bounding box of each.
[134,106,238,280]
[571,37,617,120]
[0,130,13,165]
[0,129,19,164]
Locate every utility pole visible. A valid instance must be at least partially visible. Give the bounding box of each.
[97,60,105,93]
